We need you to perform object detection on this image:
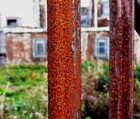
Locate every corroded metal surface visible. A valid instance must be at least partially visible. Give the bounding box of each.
[73,0,81,118]
[135,0,140,35]
[109,0,134,119]
[47,0,81,118]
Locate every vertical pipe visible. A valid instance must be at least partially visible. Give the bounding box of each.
[73,0,81,118]
[47,0,81,118]
[109,0,134,119]
[135,0,140,35]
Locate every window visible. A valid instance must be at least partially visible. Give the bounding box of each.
[6,17,21,26]
[7,19,17,26]
[102,1,109,18]
[94,37,109,59]
[81,7,89,27]
[33,38,47,57]
[81,7,89,16]
[98,41,106,54]
[81,16,89,27]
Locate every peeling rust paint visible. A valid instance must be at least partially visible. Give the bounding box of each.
[47,0,81,118]
[109,0,134,119]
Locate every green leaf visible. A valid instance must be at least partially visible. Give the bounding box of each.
[0,88,4,95]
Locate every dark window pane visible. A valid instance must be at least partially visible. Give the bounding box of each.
[99,42,105,47]
[99,48,105,54]
[81,19,86,24]
[7,20,17,26]
[81,16,89,26]
[81,7,89,15]
[37,43,44,55]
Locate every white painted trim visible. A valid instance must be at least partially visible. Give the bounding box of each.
[45,0,47,29]
[81,27,109,32]
[3,27,47,33]
[94,0,98,28]
[3,27,109,33]
[101,0,109,2]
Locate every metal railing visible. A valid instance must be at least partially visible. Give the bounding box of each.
[47,0,134,118]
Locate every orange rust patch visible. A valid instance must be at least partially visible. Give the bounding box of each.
[47,0,81,118]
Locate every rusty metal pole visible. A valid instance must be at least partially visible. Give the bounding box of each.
[47,0,81,118]
[109,0,134,119]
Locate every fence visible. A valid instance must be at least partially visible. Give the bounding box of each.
[47,0,134,118]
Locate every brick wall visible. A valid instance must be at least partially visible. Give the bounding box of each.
[6,32,47,64]
[81,31,109,60]
[5,30,140,63]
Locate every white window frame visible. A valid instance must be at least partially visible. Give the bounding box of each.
[101,0,109,19]
[94,37,109,59]
[33,38,47,58]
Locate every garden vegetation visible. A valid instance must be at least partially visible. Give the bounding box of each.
[0,61,140,119]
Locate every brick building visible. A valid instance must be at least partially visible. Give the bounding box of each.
[0,0,140,64]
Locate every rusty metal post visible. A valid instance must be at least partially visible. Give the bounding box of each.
[109,0,134,119]
[47,0,81,118]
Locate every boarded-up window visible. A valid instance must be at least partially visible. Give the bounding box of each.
[33,38,47,57]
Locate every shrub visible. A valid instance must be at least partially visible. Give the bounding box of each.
[81,61,140,119]
[0,64,48,119]
[1,62,140,119]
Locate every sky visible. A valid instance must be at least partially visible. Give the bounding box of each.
[0,0,34,27]
[0,0,90,27]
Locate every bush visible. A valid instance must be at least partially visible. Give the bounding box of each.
[81,61,140,119]
[81,61,109,119]
[0,64,48,119]
[1,62,140,118]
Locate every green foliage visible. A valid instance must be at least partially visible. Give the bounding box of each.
[0,64,48,119]
[134,62,140,81]
[0,88,4,95]
[81,60,109,119]
[0,64,47,86]
[86,116,92,119]
[81,103,85,112]
[1,62,140,119]
[81,61,95,72]
[81,61,140,119]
